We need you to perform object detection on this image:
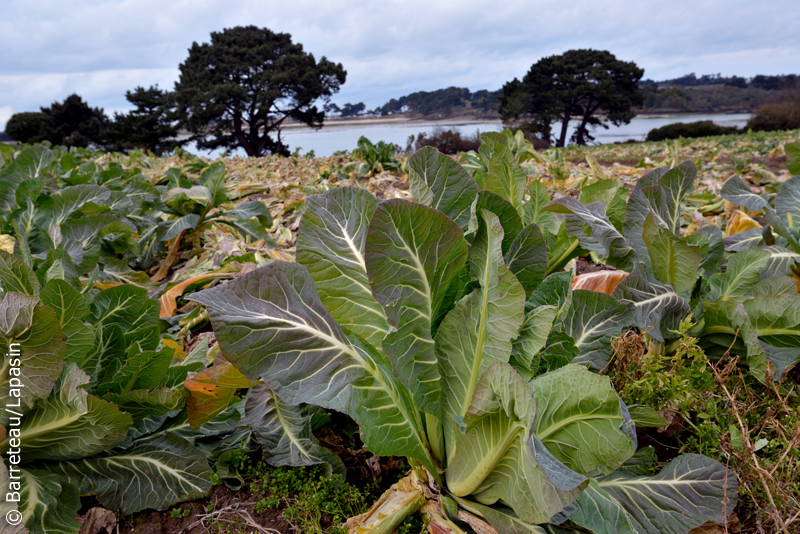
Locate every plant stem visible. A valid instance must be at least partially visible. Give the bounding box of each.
[345,472,426,534]
[151,229,186,282]
[426,413,444,465]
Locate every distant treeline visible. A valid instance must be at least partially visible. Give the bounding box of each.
[378,87,500,117]
[643,72,797,90]
[330,73,798,119]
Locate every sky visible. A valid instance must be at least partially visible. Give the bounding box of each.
[1,0,799,131]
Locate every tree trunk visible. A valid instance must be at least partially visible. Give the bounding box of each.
[557,112,571,147]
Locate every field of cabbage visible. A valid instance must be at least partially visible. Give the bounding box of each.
[0,129,798,534]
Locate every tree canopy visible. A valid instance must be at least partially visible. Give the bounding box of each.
[339,102,365,117]
[174,25,346,157]
[6,94,109,148]
[500,49,644,147]
[107,85,183,155]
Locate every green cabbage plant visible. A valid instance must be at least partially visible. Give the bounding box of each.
[192,148,736,534]
[0,251,218,533]
[710,173,800,378]
[541,160,800,382]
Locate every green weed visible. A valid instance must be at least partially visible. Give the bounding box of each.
[243,460,369,534]
[170,507,191,519]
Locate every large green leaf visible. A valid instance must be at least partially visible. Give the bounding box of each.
[621,164,695,274]
[45,432,212,515]
[436,209,526,420]
[445,362,586,523]
[505,224,548,298]
[408,146,479,229]
[560,290,633,370]
[60,214,136,273]
[156,213,200,242]
[469,190,524,255]
[522,181,554,228]
[741,294,800,378]
[537,331,581,374]
[774,177,800,221]
[545,196,636,271]
[365,199,468,415]
[567,479,636,534]
[0,146,54,213]
[528,271,573,317]
[759,246,800,280]
[18,468,81,534]
[722,227,764,251]
[0,250,39,295]
[703,291,800,379]
[40,279,94,363]
[297,187,389,347]
[786,142,800,175]
[189,262,438,477]
[510,305,557,373]
[612,263,689,343]
[700,300,764,371]
[104,388,187,423]
[530,365,636,475]
[6,364,131,461]
[451,496,549,534]
[101,347,173,396]
[198,161,229,207]
[642,215,701,294]
[241,383,345,476]
[79,324,126,392]
[51,185,112,225]
[0,460,26,534]
[707,249,771,300]
[658,160,696,235]
[720,175,770,212]
[580,179,628,231]
[162,186,213,217]
[90,285,160,349]
[693,226,725,277]
[570,454,737,534]
[484,144,527,212]
[0,294,65,425]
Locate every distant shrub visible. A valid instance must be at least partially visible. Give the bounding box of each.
[5,111,53,144]
[405,127,481,154]
[746,82,800,132]
[645,120,739,142]
[747,101,800,132]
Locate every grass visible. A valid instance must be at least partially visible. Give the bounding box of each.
[606,318,800,533]
[236,456,369,534]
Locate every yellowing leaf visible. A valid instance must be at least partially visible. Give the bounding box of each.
[159,272,234,318]
[0,235,15,254]
[184,359,257,430]
[724,210,762,237]
[161,338,185,359]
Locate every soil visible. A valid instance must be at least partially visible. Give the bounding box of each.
[116,484,293,534]
[114,414,408,534]
[567,157,644,168]
[635,427,683,464]
[717,155,788,172]
[750,155,788,172]
[574,257,617,274]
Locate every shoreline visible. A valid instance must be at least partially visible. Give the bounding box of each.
[282,110,752,131]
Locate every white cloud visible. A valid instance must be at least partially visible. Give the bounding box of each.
[0,0,798,128]
[0,106,12,132]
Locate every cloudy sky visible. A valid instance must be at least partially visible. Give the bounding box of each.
[1,0,799,130]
